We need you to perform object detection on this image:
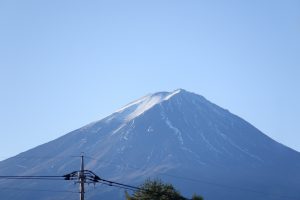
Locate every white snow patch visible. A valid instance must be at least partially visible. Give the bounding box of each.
[120,120,135,141]
[165,119,184,145]
[112,124,126,135]
[114,90,183,122]
[126,95,163,121]
[164,89,181,100]
[147,126,154,133]
[160,109,184,145]
[115,95,150,113]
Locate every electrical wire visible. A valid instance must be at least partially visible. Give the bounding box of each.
[0,155,78,160]
[0,187,78,193]
[99,181,139,192]
[1,178,65,181]
[98,178,142,191]
[0,175,63,178]
[0,175,65,181]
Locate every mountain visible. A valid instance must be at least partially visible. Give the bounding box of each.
[1,89,300,200]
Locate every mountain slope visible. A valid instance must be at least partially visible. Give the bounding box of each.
[1,89,300,200]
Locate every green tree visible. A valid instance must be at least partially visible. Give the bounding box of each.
[191,194,204,200]
[125,179,203,200]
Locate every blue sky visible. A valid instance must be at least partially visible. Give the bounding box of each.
[0,0,299,160]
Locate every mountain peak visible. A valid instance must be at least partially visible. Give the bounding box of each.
[114,89,191,122]
[163,88,186,99]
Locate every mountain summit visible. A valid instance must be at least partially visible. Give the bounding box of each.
[114,88,186,122]
[1,89,300,200]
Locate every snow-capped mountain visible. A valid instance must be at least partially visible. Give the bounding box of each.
[1,89,300,200]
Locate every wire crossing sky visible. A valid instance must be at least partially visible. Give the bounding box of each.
[0,0,299,160]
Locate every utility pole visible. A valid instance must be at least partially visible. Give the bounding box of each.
[79,154,85,200]
[64,153,101,200]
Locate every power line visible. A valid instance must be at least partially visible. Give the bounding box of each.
[0,187,77,193]
[0,175,63,178]
[97,177,142,191]
[0,155,79,160]
[98,181,140,192]
[0,175,65,181]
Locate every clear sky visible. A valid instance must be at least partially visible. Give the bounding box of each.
[0,0,299,160]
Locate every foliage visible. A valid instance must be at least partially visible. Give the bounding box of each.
[191,194,204,200]
[125,179,203,200]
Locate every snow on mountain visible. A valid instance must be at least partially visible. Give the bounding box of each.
[0,89,300,200]
[114,89,182,122]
